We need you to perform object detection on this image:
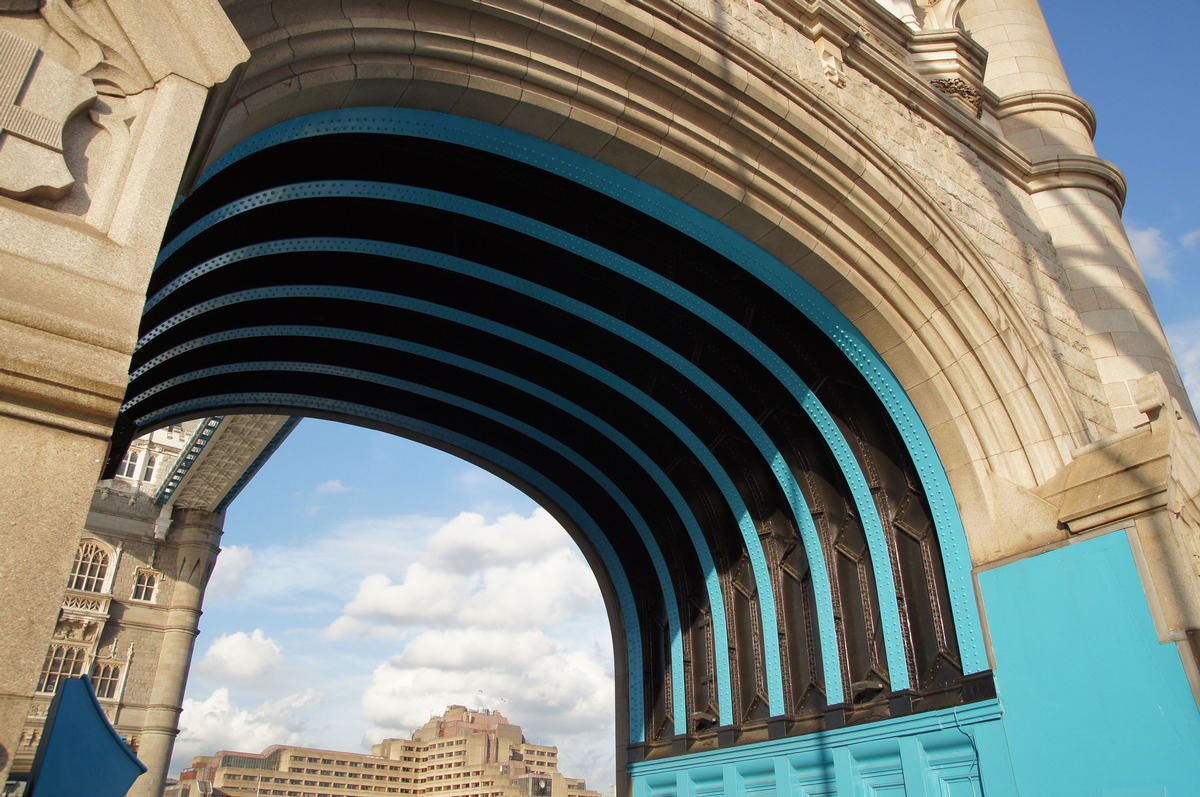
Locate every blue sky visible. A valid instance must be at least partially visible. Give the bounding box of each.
[169,3,1200,792]
[1042,0,1200,402]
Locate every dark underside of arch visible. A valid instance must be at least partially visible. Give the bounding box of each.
[108,118,993,758]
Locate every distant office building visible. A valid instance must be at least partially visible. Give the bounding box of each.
[171,706,600,797]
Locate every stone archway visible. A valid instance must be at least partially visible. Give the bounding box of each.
[5,1,1200,795]
[112,105,992,789]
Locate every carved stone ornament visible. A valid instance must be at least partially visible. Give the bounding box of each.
[917,0,967,31]
[0,27,95,199]
[816,36,846,87]
[53,616,99,642]
[930,76,982,117]
[39,0,153,97]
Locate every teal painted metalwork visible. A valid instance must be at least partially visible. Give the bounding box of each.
[183,106,987,675]
[979,531,1200,795]
[135,272,790,716]
[132,353,691,734]
[214,417,301,512]
[131,392,649,745]
[629,699,1016,797]
[152,186,876,699]
[150,177,911,693]
[153,416,223,505]
[134,321,736,732]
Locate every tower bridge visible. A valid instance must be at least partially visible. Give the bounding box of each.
[1,1,1199,795]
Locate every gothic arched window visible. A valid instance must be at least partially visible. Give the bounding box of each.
[37,645,87,694]
[131,569,158,602]
[68,542,110,593]
[91,662,121,699]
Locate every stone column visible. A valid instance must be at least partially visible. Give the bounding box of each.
[960,0,1193,432]
[0,2,246,781]
[128,509,223,797]
[0,418,112,779]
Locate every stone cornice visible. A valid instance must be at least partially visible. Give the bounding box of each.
[0,352,123,440]
[993,89,1098,139]
[780,1,1128,210]
[82,0,247,90]
[1027,154,1128,211]
[1036,375,1200,535]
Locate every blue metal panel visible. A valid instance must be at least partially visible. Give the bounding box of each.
[978,530,1200,796]
[134,391,650,744]
[630,700,1017,796]
[27,676,146,797]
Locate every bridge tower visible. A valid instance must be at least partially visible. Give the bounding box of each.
[1,1,1198,794]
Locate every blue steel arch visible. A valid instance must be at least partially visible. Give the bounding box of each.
[114,107,991,759]
[133,390,651,744]
[194,109,986,675]
[154,181,916,701]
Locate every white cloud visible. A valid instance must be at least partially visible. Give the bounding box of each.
[208,544,254,599]
[426,509,575,572]
[341,568,476,626]
[317,479,349,494]
[328,508,616,789]
[1127,224,1174,281]
[397,629,555,670]
[199,629,283,679]
[334,510,601,631]
[1181,229,1200,249]
[1166,319,1200,411]
[208,514,446,612]
[324,615,408,642]
[173,688,324,770]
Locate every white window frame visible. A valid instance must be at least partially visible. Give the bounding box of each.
[130,568,160,603]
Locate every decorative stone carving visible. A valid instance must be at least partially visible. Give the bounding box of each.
[917,0,967,31]
[816,36,846,87]
[52,616,98,642]
[930,76,982,117]
[38,0,152,97]
[0,28,94,199]
[908,29,988,118]
[60,592,108,614]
